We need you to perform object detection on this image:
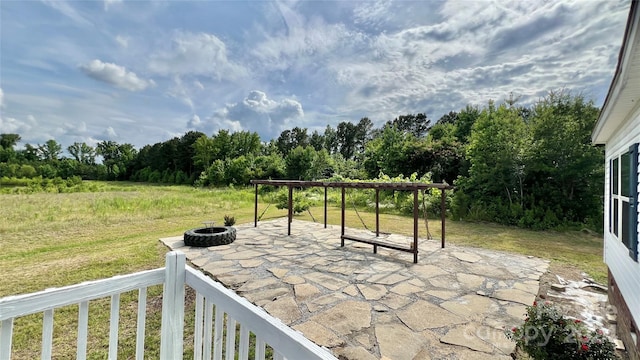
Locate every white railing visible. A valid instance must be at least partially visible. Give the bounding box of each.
[0,251,336,360]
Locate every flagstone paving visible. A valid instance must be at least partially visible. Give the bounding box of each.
[161,218,549,360]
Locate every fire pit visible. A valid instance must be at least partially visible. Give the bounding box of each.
[184,221,236,247]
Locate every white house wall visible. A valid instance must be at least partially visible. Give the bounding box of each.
[604,102,640,328]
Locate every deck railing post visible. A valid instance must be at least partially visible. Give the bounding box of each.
[160,251,186,360]
[0,319,13,360]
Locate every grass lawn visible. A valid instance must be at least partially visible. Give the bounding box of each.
[0,181,606,358]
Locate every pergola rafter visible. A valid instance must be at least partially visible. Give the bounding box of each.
[250,180,455,263]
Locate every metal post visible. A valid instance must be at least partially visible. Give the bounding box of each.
[341,187,345,247]
[375,189,380,237]
[413,189,419,263]
[324,186,327,228]
[441,189,446,248]
[288,185,293,236]
[254,184,258,227]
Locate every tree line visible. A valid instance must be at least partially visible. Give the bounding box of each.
[0,91,603,230]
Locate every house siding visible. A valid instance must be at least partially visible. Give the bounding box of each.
[604,103,640,358]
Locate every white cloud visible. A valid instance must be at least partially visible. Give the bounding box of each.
[62,121,88,137]
[167,76,197,110]
[104,0,122,11]
[149,31,247,81]
[103,126,118,140]
[41,0,92,27]
[192,90,304,139]
[324,0,628,123]
[80,59,155,91]
[115,35,129,48]
[0,115,37,135]
[251,9,365,74]
[0,88,4,108]
[188,114,201,128]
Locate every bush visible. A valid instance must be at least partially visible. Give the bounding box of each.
[223,215,236,226]
[505,301,617,359]
[274,190,313,214]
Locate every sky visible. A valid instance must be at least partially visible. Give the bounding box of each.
[0,0,632,151]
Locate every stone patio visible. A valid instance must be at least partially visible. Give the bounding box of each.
[161,218,549,359]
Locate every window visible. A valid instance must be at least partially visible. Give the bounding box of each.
[610,143,639,261]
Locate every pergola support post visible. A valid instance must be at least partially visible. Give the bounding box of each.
[287,185,293,236]
[254,184,258,227]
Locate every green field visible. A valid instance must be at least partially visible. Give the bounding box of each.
[0,182,606,358]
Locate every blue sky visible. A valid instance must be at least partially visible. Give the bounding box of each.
[0,0,631,150]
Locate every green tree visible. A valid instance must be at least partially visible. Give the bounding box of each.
[323,125,338,154]
[309,148,334,179]
[285,146,316,180]
[523,91,603,227]
[96,141,137,180]
[364,125,416,178]
[193,136,216,170]
[177,131,206,176]
[455,102,528,223]
[0,133,21,162]
[425,123,467,183]
[37,139,62,162]
[212,130,233,160]
[355,117,373,155]
[385,113,430,138]
[309,130,325,151]
[0,133,21,150]
[336,121,358,160]
[67,142,96,164]
[230,131,261,158]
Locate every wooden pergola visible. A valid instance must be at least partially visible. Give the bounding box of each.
[250,180,455,263]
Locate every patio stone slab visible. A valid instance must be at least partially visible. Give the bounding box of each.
[310,300,372,336]
[333,347,378,360]
[491,288,536,306]
[262,296,301,325]
[440,294,497,319]
[375,322,428,359]
[294,283,321,300]
[440,324,493,353]
[357,284,388,300]
[294,321,344,348]
[160,217,549,360]
[398,300,465,330]
[452,251,482,263]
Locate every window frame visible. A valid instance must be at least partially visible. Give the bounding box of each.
[610,143,639,261]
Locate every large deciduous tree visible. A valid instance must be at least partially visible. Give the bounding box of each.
[37,139,63,162]
[336,121,358,160]
[523,91,603,228]
[67,142,96,164]
[454,102,528,223]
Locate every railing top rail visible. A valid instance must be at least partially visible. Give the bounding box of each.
[0,268,165,321]
[250,179,454,190]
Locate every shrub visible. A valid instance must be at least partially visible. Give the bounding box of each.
[223,215,236,227]
[275,190,312,214]
[505,301,617,360]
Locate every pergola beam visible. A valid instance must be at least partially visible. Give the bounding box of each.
[250,179,454,263]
